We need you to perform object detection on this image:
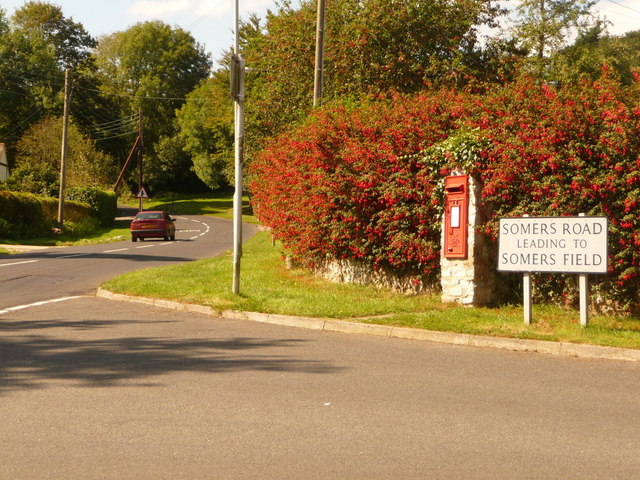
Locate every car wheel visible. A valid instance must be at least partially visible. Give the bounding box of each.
[132,236,137,242]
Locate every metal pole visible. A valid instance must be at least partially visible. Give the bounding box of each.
[579,213,589,327]
[57,68,72,225]
[522,214,532,325]
[232,0,245,295]
[313,0,326,107]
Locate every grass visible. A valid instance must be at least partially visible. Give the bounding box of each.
[102,231,640,351]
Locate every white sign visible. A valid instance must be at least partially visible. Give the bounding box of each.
[498,216,608,274]
[135,187,149,199]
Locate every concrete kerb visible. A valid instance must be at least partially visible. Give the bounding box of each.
[95,288,640,363]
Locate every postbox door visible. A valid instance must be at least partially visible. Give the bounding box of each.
[444,175,469,259]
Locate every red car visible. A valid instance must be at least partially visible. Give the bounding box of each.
[130,211,176,242]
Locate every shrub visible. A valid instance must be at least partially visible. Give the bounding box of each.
[250,72,640,313]
[66,186,117,227]
[250,90,472,286]
[472,72,640,312]
[0,191,47,238]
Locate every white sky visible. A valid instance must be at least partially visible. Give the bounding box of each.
[0,0,638,67]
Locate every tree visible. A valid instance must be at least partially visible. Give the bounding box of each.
[92,21,212,192]
[0,2,99,168]
[5,116,117,196]
[244,0,504,155]
[11,1,96,68]
[510,0,596,75]
[552,27,640,85]
[176,69,234,190]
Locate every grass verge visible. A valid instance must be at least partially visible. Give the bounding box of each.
[102,231,640,350]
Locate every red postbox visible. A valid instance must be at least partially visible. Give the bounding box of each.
[444,175,469,259]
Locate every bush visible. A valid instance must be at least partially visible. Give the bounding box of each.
[250,90,472,286]
[471,72,640,312]
[0,190,47,238]
[250,72,640,313]
[66,186,117,227]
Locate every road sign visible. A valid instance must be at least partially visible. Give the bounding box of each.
[135,186,149,199]
[498,216,608,274]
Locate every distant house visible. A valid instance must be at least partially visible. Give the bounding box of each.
[0,143,8,181]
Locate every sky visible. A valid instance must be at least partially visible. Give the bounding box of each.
[1,0,639,68]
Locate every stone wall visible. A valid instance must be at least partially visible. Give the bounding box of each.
[309,258,434,295]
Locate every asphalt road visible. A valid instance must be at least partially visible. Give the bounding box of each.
[0,215,257,309]
[2,216,640,478]
[1,296,640,479]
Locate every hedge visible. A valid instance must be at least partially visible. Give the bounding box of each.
[66,186,117,227]
[0,190,93,239]
[249,72,640,313]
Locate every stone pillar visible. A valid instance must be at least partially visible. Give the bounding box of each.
[440,175,496,306]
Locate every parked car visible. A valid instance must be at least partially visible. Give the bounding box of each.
[130,211,176,242]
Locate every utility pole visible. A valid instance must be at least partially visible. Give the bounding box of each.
[231,0,246,295]
[57,68,73,225]
[313,0,326,107]
[137,111,144,212]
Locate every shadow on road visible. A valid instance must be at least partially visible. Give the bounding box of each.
[0,315,341,394]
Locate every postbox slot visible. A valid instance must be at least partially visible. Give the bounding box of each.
[445,184,465,193]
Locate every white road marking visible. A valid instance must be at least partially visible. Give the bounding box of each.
[0,259,39,268]
[0,296,83,316]
[103,248,129,253]
[58,253,91,259]
[135,245,154,249]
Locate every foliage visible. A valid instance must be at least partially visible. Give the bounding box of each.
[4,116,117,195]
[509,0,596,75]
[244,0,506,155]
[472,72,640,312]
[552,27,640,86]
[176,70,234,189]
[92,21,212,193]
[250,90,473,286]
[0,190,46,238]
[66,186,117,227]
[250,72,640,313]
[10,1,96,68]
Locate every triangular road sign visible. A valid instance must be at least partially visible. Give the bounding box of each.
[135,186,149,199]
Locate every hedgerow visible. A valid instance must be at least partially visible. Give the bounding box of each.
[250,72,640,313]
[471,72,640,312]
[250,90,473,287]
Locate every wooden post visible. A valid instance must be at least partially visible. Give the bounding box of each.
[57,69,72,225]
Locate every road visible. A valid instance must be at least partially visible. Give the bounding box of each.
[1,215,640,478]
[1,296,640,479]
[0,215,257,309]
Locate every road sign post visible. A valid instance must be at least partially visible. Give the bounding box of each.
[498,215,608,326]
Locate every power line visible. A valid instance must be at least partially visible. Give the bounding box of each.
[605,0,640,15]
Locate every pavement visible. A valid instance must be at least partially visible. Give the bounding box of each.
[96,288,640,364]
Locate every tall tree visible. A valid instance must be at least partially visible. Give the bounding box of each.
[510,0,596,75]
[11,1,96,68]
[244,0,504,155]
[0,2,99,168]
[92,21,212,191]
